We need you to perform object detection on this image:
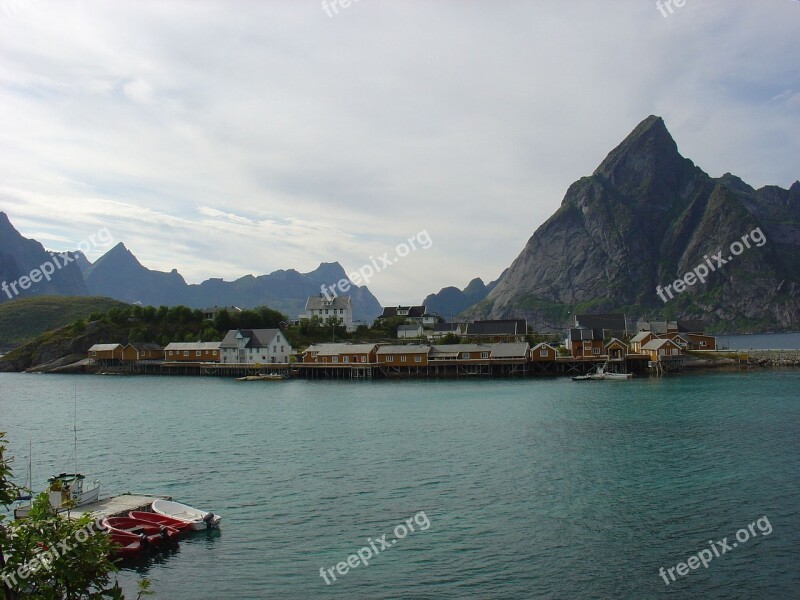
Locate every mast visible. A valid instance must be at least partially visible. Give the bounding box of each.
[74,382,78,475]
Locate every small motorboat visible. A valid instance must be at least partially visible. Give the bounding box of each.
[105,529,147,558]
[152,498,222,530]
[571,373,595,381]
[101,516,179,545]
[129,510,193,532]
[236,373,288,381]
[572,364,633,381]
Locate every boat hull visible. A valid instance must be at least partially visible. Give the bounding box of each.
[129,511,193,532]
[152,498,222,530]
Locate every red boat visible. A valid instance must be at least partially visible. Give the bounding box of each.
[101,517,180,546]
[129,510,193,532]
[101,527,148,557]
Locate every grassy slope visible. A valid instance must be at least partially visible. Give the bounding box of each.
[0,296,128,349]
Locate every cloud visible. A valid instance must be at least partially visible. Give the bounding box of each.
[0,0,798,305]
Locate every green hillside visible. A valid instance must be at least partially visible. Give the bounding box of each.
[0,296,128,350]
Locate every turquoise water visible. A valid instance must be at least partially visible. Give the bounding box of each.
[1,372,798,599]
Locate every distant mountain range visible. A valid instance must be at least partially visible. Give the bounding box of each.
[422,273,505,318]
[0,214,382,321]
[463,115,800,332]
[5,115,798,333]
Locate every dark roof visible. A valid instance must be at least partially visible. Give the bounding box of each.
[574,314,627,332]
[306,295,352,310]
[380,306,427,318]
[677,320,705,333]
[433,322,462,332]
[126,342,163,351]
[465,320,527,336]
[219,329,282,349]
[569,328,603,341]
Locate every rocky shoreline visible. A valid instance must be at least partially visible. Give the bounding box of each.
[743,350,800,367]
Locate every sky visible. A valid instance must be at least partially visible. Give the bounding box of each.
[0,0,798,305]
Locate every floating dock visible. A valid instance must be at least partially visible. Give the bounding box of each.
[15,493,172,521]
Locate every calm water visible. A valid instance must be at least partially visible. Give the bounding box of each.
[717,332,800,350]
[1,372,798,599]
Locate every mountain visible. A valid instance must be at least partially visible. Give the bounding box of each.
[83,244,382,321]
[185,261,382,321]
[467,115,800,332]
[84,243,192,306]
[422,272,505,318]
[0,212,88,302]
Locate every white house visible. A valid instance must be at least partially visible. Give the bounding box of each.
[300,295,355,332]
[397,323,424,339]
[219,329,292,364]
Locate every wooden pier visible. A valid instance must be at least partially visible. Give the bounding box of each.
[93,354,679,380]
[40,493,172,521]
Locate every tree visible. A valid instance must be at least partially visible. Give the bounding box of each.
[213,310,233,333]
[254,306,286,329]
[0,432,151,599]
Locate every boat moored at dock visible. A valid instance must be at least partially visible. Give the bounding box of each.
[152,498,222,530]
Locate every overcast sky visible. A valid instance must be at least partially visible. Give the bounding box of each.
[0,0,798,305]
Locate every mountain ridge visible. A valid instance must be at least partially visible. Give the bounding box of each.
[465,115,800,332]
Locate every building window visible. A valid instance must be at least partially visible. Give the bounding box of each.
[196,351,201,356]
[281,346,285,352]
[183,351,189,357]
[414,355,422,363]
[480,352,489,358]
[401,356,407,362]
[361,356,367,363]
[700,342,706,347]
[672,349,679,355]
[386,356,393,362]
[592,347,600,355]
[344,356,350,363]
[332,357,339,363]
[462,352,470,359]
[540,349,549,357]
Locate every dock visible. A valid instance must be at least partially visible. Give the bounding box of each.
[16,493,172,521]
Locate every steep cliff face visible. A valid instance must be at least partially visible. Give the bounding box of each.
[0,212,88,301]
[470,116,800,331]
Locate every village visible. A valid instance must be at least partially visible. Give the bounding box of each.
[85,294,719,379]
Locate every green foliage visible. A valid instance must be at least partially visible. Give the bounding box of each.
[438,333,461,344]
[0,297,127,349]
[0,432,150,599]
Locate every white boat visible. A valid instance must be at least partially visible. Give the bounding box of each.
[14,473,100,519]
[602,372,633,380]
[572,364,633,381]
[152,498,222,530]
